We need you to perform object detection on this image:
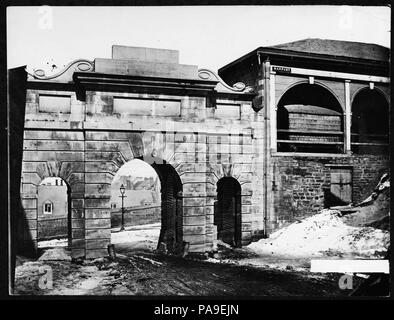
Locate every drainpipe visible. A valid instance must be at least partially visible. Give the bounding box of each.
[260,53,271,237]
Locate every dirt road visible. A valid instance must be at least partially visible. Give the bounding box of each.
[13,249,351,296]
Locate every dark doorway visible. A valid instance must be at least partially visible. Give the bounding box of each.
[351,89,389,154]
[214,177,242,247]
[151,162,183,254]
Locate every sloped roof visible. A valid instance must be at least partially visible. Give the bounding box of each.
[270,38,389,62]
[283,104,342,116]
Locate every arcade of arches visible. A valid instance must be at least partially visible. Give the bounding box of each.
[276,83,389,155]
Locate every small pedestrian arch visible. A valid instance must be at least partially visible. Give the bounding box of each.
[214,177,242,247]
[37,177,70,244]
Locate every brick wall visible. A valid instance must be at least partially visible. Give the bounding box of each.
[269,154,389,231]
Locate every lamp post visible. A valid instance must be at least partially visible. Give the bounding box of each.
[119,184,127,231]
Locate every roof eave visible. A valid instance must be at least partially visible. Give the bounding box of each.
[218,46,389,74]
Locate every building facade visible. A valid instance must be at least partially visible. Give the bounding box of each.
[18,40,390,259]
[219,38,390,232]
[19,45,258,259]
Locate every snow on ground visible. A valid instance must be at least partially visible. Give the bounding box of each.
[38,248,71,261]
[37,238,71,262]
[38,238,68,248]
[247,209,389,259]
[111,222,160,244]
[111,222,160,252]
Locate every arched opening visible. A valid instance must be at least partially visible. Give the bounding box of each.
[277,83,344,153]
[110,158,183,254]
[37,177,70,249]
[214,177,242,247]
[351,88,389,154]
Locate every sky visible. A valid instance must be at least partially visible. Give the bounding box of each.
[113,159,158,181]
[7,5,390,74]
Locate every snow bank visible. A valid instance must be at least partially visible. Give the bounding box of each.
[38,238,68,248]
[38,247,71,261]
[111,223,160,244]
[247,210,389,258]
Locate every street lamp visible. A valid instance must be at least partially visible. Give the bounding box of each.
[119,184,127,231]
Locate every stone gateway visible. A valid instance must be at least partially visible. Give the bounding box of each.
[16,40,389,259]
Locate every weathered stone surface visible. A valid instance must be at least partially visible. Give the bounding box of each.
[95,58,199,80]
[85,229,111,240]
[85,198,111,209]
[72,239,85,249]
[85,209,111,219]
[86,239,111,250]
[71,219,85,229]
[19,45,388,262]
[71,209,84,219]
[85,248,109,259]
[23,209,37,220]
[182,197,206,207]
[72,228,85,239]
[112,45,179,64]
[21,198,37,209]
[183,215,206,226]
[85,219,111,229]
[71,199,84,209]
[183,225,205,235]
[183,207,205,216]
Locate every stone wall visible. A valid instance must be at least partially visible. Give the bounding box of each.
[20,49,389,259]
[20,85,259,258]
[21,88,87,258]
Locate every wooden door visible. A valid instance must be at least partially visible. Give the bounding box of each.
[330,167,352,204]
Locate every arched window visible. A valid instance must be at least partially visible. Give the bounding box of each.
[43,201,53,214]
[351,88,389,154]
[277,83,344,153]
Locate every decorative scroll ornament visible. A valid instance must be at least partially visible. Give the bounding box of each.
[27,59,94,81]
[198,68,254,93]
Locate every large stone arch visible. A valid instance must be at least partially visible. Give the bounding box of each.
[85,130,186,257]
[108,155,184,254]
[19,159,85,256]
